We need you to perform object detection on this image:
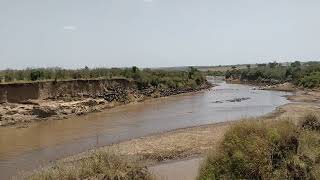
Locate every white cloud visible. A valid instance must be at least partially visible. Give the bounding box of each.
[144,0,153,3]
[63,26,77,31]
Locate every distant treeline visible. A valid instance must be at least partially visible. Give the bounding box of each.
[0,66,206,89]
[225,61,320,88]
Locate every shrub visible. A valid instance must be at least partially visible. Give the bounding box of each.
[301,113,320,131]
[299,72,320,88]
[4,73,13,82]
[204,70,224,77]
[30,70,43,81]
[199,116,320,180]
[298,130,320,178]
[198,120,302,180]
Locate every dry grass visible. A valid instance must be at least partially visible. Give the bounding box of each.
[28,151,151,180]
[301,113,320,131]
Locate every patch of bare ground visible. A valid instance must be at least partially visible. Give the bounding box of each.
[288,89,320,103]
[258,82,297,92]
[59,122,229,167]
[258,82,320,102]
[0,98,116,127]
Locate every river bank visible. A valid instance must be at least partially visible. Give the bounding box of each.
[0,81,292,179]
[25,86,320,179]
[0,78,212,127]
[31,85,320,179]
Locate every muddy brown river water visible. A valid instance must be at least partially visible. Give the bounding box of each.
[0,79,291,179]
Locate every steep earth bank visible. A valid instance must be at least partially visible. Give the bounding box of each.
[0,78,212,127]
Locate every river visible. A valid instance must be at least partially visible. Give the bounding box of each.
[0,78,291,179]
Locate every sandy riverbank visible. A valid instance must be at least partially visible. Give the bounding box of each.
[61,101,320,162]
[24,86,320,179]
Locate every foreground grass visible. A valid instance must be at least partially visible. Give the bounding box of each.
[198,114,320,180]
[28,151,151,180]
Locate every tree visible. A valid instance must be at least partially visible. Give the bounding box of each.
[4,74,13,82]
[30,70,43,81]
[188,67,198,79]
[131,66,139,74]
[131,66,141,80]
[291,61,301,68]
[257,63,267,67]
[268,61,278,68]
[16,71,25,81]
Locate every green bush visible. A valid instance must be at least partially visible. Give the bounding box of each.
[4,73,13,82]
[204,70,224,77]
[30,70,44,81]
[199,115,320,180]
[299,72,320,88]
[197,120,320,180]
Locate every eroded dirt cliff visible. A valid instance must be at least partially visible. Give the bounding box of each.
[0,78,212,126]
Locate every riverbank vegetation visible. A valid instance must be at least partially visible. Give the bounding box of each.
[0,66,210,127]
[28,151,151,180]
[198,114,320,179]
[203,70,225,77]
[0,66,206,89]
[225,61,320,88]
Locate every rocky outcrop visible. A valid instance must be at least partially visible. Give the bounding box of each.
[32,106,58,118]
[226,97,250,103]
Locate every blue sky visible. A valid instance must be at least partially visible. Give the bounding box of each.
[0,0,319,69]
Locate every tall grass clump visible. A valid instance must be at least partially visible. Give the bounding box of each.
[301,113,320,131]
[198,117,320,180]
[28,151,151,180]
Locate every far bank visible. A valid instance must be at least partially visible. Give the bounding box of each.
[0,70,211,127]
